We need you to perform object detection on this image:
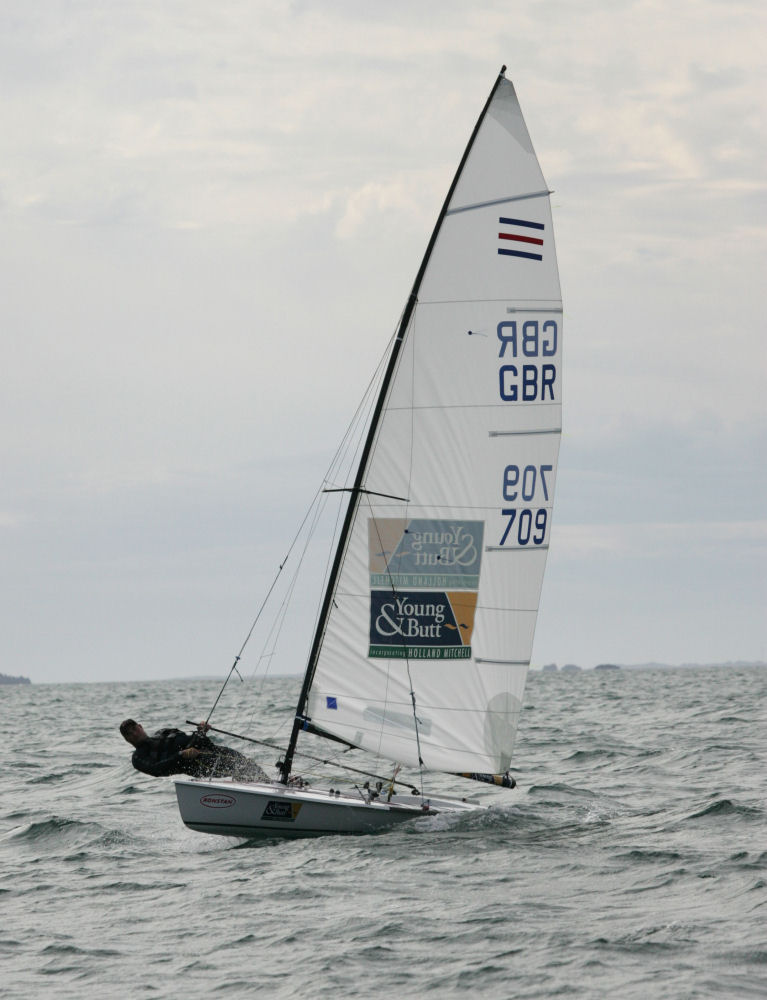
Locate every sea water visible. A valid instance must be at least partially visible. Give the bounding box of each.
[2,666,765,999]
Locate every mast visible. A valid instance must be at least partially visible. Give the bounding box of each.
[279,67,509,783]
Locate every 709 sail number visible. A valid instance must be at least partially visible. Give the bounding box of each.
[499,507,547,546]
[499,464,551,546]
[503,464,552,502]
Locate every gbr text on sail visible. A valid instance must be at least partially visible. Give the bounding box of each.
[497,319,558,402]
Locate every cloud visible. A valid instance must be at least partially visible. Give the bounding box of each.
[334,173,434,240]
[555,520,767,561]
[1,0,766,680]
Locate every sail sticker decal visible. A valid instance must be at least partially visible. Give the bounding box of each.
[200,793,236,809]
[326,696,338,710]
[498,217,544,261]
[369,590,478,659]
[367,519,483,659]
[261,800,303,822]
[369,518,484,589]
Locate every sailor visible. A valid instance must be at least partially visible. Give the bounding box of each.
[119,719,268,782]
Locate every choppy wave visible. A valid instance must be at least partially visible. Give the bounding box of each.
[687,798,764,821]
[1,666,766,999]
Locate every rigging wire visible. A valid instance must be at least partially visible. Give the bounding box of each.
[204,479,331,726]
[352,302,432,802]
[402,304,427,800]
[380,302,427,799]
[185,721,421,793]
[261,330,392,684]
[365,478,428,804]
[202,321,398,741]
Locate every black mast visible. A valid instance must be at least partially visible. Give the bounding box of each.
[279,67,508,783]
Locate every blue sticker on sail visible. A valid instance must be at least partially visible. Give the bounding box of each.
[326,696,338,710]
[369,519,484,589]
[368,590,477,660]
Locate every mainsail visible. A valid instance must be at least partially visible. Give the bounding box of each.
[283,70,562,780]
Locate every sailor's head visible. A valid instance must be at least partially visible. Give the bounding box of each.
[119,719,147,745]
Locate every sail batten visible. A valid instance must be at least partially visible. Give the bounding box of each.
[489,429,561,437]
[446,189,552,215]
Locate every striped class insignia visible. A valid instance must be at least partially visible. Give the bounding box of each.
[497,216,544,261]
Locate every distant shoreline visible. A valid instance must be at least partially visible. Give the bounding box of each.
[15,662,767,685]
[534,660,767,672]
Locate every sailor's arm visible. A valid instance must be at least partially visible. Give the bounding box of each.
[131,745,201,777]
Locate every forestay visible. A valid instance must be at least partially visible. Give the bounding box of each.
[303,75,562,777]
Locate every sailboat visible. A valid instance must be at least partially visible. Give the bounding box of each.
[175,66,562,837]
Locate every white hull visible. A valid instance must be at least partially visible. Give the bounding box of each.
[175,777,480,839]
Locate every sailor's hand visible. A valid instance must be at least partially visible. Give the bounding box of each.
[196,721,210,734]
[180,747,201,760]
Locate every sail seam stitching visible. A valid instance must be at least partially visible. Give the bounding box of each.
[486,545,550,552]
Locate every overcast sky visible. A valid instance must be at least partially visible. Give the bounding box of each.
[2,1,765,684]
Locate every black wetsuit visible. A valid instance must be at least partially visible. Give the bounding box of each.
[131,728,267,781]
